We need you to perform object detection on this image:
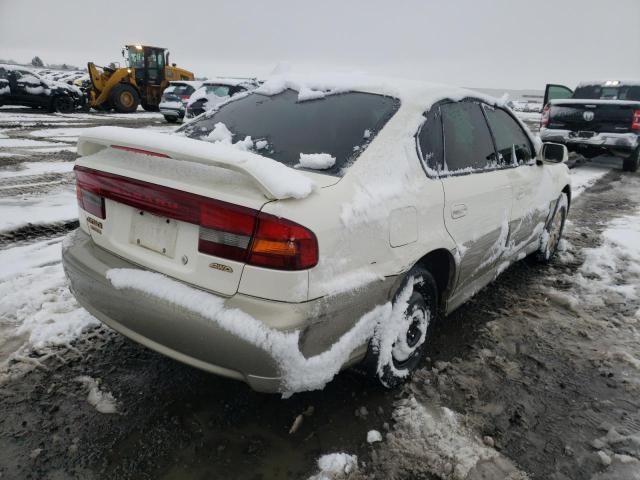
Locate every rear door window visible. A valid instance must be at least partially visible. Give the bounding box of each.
[441,101,498,173]
[179,89,400,176]
[483,106,533,165]
[417,106,443,174]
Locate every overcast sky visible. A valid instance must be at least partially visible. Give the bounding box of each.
[1,0,639,90]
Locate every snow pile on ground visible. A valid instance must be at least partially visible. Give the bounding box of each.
[0,188,77,233]
[589,426,640,480]
[78,126,317,200]
[0,237,97,357]
[106,268,418,396]
[74,376,118,414]
[571,163,611,198]
[298,153,336,170]
[377,397,529,479]
[308,453,359,480]
[575,210,640,307]
[367,430,382,444]
[0,161,73,177]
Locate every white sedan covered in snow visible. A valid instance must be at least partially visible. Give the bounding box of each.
[62,74,571,395]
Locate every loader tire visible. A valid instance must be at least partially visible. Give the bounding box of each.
[109,84,139,113]
[141,101,160,112]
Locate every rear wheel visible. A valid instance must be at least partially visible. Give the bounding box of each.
[364,268,438,389]
[163,115,178,124]
[50,96,74,113]
[109,84,139,113]
[536,193,568,262]
[622,148,640,173]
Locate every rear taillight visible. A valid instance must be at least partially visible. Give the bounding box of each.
[75,171,106,219]
[73,166,318,270]
[248,213,318,270]
[541,104,550,128]
[632,109,640,131]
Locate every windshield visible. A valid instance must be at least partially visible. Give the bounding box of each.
[574,85,640,101]
[178,89,399,176]
[127,48,144,69]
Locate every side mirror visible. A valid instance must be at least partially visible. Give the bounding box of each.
[541,142,569,164]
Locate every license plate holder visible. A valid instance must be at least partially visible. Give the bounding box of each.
[577,131,596,138]
[130,211,178,257]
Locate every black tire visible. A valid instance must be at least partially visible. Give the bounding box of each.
[164,115,178,124]
[141,101,160,112]
[109,84,139,113]
[536,193,568,263]
[363,267,438,389]
[50,96,74,113]
[622,148,640,173]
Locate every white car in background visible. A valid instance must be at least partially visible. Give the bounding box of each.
[63,74,571,395]
[158,80,204,123]
[184,78,259,119]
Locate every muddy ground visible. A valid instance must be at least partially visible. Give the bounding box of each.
[1,109,639,480]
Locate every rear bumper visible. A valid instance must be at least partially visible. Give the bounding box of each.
[159,108,184,118]
[540,128,639,154]
[62,229,395,393]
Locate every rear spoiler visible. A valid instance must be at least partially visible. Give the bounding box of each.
[77,126,316,200]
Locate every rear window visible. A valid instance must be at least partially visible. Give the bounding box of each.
[178,89,400,176]
[204,85,231,97]
[574,85,640,101]
[169,84,195,96]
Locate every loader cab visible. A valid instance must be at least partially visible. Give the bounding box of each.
[124,45,166,86]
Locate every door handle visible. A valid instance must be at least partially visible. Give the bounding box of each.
[451,203,468,219]
[516,190,526,200]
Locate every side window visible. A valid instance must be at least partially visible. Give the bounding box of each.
[417,106,443,174]
[483,106,533,165]
[441,101,497,173]
[0,68,7,80]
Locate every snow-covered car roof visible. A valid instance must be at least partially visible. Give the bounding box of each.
[253,72,505,114]
[168,80,204,89]
[202,77,259,88]
[0,63,38,73]
[0,64,83,96]
[235,73,540,154]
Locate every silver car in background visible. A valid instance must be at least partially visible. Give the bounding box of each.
[159,80,203,123]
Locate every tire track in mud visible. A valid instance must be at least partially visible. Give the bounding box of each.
[0,172,75,197]
[0,220,79,247]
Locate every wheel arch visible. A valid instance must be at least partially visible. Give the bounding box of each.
[408,248,457,310]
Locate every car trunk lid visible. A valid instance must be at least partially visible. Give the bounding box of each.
[75,127,332,296]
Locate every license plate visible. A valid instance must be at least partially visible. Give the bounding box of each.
[578,131,596,138]
[130,211,178,257]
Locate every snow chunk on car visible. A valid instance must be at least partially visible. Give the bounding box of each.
[298,153,336,170]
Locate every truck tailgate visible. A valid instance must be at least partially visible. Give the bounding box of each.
[548,100,638,134]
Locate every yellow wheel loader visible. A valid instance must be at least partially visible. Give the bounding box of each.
[87,45,194,113]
